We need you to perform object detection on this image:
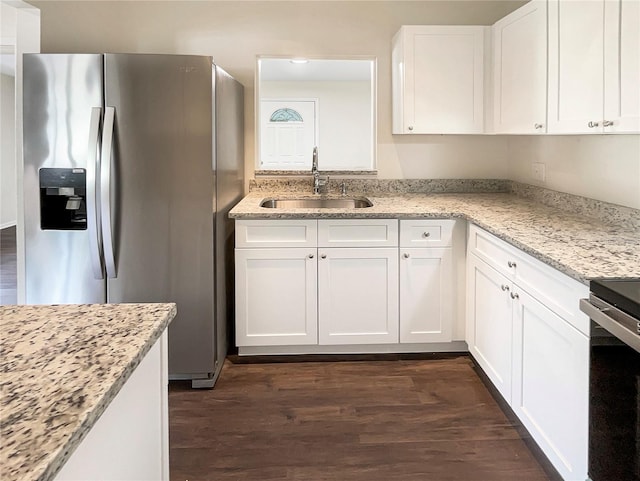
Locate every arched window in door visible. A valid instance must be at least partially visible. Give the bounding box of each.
[270,108,303,122]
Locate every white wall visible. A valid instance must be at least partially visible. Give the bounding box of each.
[32,0,526,186]
[30,0,640,208]
[1,72,17,228]
[507,135,640,209]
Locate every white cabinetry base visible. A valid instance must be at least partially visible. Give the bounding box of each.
[238,341,468,356]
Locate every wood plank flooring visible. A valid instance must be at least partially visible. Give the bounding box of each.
[169,357,558,481]
[0,226,17,305]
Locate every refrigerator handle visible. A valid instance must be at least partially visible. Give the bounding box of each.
[87,107,105,279]
[100,106,117,278]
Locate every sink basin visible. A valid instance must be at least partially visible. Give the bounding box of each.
[260,197,373,209]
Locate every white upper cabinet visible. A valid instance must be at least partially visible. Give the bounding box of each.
[548,0,640,133]
[604,0,640,133]
[392,25,487,134]
[492,0,548,134]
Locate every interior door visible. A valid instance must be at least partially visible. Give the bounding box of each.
[259,99,316,169]
[104,54,215,376]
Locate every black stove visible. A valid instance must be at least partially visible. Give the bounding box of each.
[581,278,640,481]
[590,278,640,320]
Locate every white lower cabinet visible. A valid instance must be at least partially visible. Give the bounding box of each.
[466,253,514,402]
[318,247,399,345]
[512,288,589,481]
[466,224,589,481]
[400,247,453,343]
[235,218,459,350]
[235,248,318,346]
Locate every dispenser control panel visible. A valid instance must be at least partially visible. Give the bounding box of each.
[39,168,87,230]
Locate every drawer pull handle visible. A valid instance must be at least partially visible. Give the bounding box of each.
[308,254,314,259]
[588,121,600,128]
[320,254,327,259]
[508,261,517,268]
[403,253,410,259]
[501,284,510,292]
[534,123,543,130]
[603,120,614,127]
[422,232,431,238]
[510,292,520,300]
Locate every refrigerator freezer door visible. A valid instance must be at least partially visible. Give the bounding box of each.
[23,54,106,304]
[103,54,216,377]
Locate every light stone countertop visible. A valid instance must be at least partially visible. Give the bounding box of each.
[0,303,177,481]
[229,191,640,284]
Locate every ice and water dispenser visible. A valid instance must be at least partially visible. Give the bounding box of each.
[39,168,87,230]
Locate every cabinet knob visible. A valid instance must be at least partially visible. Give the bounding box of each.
[320,254,327,259]
[408,126,414,131]
[510,292,520,300]
[588,121,600,128]
[603,120,614,127]
[422,232,431,238]
[403,253,410,259]
[508,261,517,268]
[501,284,510,292]
[534,123,543,130]
[308,254,314,259]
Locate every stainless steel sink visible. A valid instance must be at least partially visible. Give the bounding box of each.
[260,197,373,209]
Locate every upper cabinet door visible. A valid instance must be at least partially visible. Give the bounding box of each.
[604,0,640,133]
[548,0,605,133]
[492,0,548,134]
[548,0,639,134]
[392,26,487,134]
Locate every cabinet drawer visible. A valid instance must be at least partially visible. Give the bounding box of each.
[467,224,517,279]
[318,219,398,247]
[236,220,317,248]
[400,219,454,247]
[511,248,589,336]
[468,224,589,334]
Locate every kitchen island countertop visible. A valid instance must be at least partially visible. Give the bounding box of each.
[0,303,176,481]
[229,191,640,284]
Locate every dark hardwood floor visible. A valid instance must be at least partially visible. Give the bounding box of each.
[0,226,17,305]
[169,357,558,481]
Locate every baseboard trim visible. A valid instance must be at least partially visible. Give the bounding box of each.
[0,221,17,230]
[228,351,469,364]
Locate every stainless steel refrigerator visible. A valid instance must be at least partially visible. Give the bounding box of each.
[22,54,244,388]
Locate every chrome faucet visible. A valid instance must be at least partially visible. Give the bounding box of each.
[311,146,328,194]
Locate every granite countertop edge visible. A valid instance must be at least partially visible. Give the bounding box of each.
[41,303,176,481]
[1,303,177,481]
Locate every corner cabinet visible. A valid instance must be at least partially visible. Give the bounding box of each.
[548,0,640,133]
[492,0,548,134]
[392,25,487,134]
[466,224,589,481]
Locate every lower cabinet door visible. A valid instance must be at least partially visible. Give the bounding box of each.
[399,247,453,343]
[511,288,588,481]
[318,247,399,345]
[235,248,318,346]
[466,254,513,403]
